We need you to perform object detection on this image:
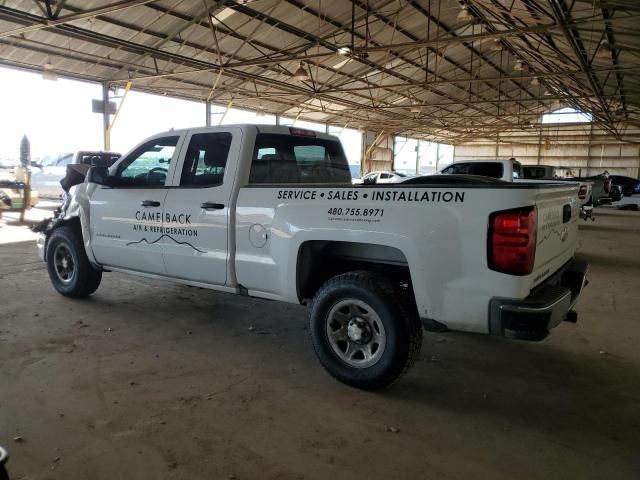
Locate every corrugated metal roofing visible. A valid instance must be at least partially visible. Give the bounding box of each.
[0,0,638,143]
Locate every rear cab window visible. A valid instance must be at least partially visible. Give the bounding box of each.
[522,166,547,179]
[249,133,352,184]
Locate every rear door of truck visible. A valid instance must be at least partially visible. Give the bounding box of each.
[160,127,244,286]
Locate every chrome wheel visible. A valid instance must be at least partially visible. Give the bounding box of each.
[53,243,75,284]
[325,299,386,368]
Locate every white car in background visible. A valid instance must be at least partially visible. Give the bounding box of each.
[31,151,120,198]
[355,171,409,184]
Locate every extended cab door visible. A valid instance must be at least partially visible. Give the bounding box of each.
[160,128,241,285]
[89,134,183,274]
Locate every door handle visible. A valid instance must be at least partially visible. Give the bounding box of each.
[201,202,225,210]
[140,200,161,207]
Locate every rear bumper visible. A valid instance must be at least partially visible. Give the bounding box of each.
[489,259,588,341]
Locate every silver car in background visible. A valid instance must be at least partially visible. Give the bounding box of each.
[31,151,120,198]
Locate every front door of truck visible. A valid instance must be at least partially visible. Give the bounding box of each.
[89,134,183,274]
[161,128,240,285]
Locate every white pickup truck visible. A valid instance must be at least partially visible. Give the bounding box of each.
[36,125,588,389]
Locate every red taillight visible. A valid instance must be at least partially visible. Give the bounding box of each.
[488,207,537,275]
[603,178,611,193]
[578,185,588,199]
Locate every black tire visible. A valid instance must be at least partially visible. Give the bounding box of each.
[46,226,102,298]
[309,271,422,390]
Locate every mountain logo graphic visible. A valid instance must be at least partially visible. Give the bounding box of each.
[126,234,205,253]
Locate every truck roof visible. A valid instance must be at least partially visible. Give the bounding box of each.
[151,124,339,142]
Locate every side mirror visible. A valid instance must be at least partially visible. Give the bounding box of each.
[87,166,111,186]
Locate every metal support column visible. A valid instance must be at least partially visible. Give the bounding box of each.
[415,140,420,176]
[205,101,211,127]
[102,82,110,151]
[275,114,280,126]
[390,135,395,171]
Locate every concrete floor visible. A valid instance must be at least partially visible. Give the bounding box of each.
[1,208,639,480]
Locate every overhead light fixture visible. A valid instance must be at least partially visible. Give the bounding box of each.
[410,104,422,114]
[595,39,612,60]
[531,77,539,86]
[42,70,58,81]
[513,60,524,72]
[42,61,57,81]
[543,88,553,96]
[256,105,266,117]
[293,62,309,81]
[337,46,351,56]
[457,4,473,23]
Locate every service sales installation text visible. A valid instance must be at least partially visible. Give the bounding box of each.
[276,189,465,203]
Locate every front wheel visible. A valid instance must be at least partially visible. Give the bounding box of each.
[46,226,102,298]
[309,271,422,390]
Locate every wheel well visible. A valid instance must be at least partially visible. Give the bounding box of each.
[297,240,413,303]
[44,217,82,261]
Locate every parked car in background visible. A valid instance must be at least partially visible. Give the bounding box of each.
[521,165,593,208]
[522,165,561,180]
[575,174,612,206]
[609,184,624,202]
[608,175,640,196]
[440,158,523,181]
[31,151,120,198]
[520,166,611,207]
[356,170,409,184]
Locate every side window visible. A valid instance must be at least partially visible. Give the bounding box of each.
[257,147,276,159]
[523,167,544,179]
[379,173,391,179]
[115,136,179,187]
[249,133,351,184]
[445,164,469,175]
[468,163,502,178]
[512,162,522,179]
[180,133,232,186]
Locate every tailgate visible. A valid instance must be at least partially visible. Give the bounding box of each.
[532,184,579,286]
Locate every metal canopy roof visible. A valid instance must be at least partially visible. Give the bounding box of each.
[0,0,638,143]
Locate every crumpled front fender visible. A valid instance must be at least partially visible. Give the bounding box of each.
[35,182,101,268]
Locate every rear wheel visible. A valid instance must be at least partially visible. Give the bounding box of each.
[46,226,102,298]
[309,271,422,390]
